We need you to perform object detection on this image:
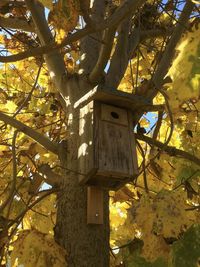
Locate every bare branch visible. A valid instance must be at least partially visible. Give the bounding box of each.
[80,0,106,74]
[0,111,59,155]
[89,25,116,84]
[136,140,149,193]
[38,164,64,187]
[25,0,67,95]
[0,0,146,63]
[104,0,146,29]
[79,0,92,26]
[105,25,139,89]
[0,17,35,32]
[14,63,43,116]
[105,26,173,89]
[152,111,163,140]
[9,188,58,229]
[136,134,200,167]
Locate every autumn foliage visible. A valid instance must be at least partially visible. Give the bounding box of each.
[0,0,199,266]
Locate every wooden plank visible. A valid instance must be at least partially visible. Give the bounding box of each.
[98,121,134,176]
[74,87,150,112]
[87,186,103,224]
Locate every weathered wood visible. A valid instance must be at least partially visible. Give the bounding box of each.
[78,100,138,190]
[74,87,151,112]
[101,103,128,126]
[87,186,103,224]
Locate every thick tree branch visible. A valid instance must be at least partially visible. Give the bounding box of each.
[89,25,116,84]
[151,0,195,95]
[136,133,200,167]
[79,0,92,26]
[105,24,139,89]
[38,164,64,187]
[0,17,35,32]
[80,0,107,74]
[105,26,173,89]
[0,1,10,7]
[0,0,146,63]
[25,0,67,97]
[133,1,195,127]
[0,111,59,155]
[105,0,146,29]
[152,111,163,140]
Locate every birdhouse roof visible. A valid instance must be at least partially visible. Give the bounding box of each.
[74,86,156,112]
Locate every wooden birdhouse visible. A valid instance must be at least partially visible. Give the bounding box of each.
[75,87,141,191]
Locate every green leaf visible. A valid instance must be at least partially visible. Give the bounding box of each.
[176,167,200,184]
[126,255,167,267]
[124,243,167,267]
[171,224,200,267]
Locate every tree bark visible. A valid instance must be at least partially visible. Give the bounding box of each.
[23,0,195,266]
[55,101,110,267]
[25,1,110,266]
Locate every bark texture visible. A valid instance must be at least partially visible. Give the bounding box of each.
[23,1,195,266]
[55,95,110,267]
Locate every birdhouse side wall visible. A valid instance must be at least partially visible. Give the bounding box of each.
[78,101,97,184]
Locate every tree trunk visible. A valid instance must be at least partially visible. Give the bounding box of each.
[54,81,110,267]
[55,175,110,267]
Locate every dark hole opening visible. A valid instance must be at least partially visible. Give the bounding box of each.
[111,111,119,119]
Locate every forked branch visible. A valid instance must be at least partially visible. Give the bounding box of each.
[151,0,195,96]
[0,0,146,63]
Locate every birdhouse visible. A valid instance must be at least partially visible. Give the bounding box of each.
[75,87,142,191]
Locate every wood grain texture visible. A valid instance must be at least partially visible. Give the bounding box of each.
[78,100,138,190]
[87,186,103,224]
[74,87,150,111]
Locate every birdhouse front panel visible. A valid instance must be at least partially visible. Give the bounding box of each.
[78,100,138,190]
[98,104,135,176]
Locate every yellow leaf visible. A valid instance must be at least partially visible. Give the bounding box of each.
[38,0,53,10]
[11,229,67,267]
[5,100,17,113]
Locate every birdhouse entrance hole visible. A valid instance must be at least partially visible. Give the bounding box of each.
[110,111,119,119]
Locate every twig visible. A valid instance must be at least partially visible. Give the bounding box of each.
[8,188,58,242]
[135,134,200,167]
[136,141,149,193]
[13,62,43,117]
[173,169,200,190]
[185,205,200,211]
